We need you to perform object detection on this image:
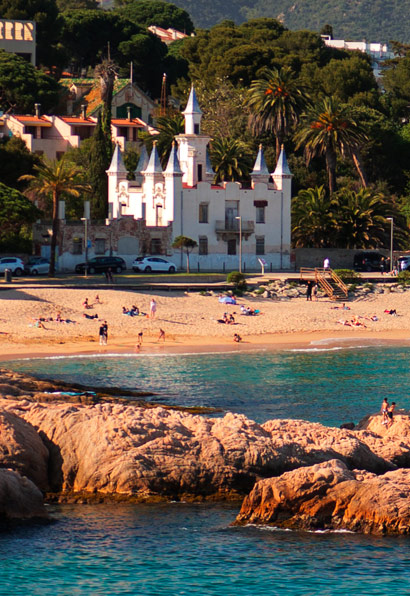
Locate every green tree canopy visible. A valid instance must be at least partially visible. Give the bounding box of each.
[140,112,184,166]
[0,181,41,242]
[115,0,195,34]
[0,50,62,113]
[0,136,40,190]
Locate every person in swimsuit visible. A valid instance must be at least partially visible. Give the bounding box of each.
[381,398,389,425]
[387,402,396,428]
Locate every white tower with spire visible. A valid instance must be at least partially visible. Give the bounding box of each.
[176,85,211,187]
[106,143,128,219]
[163,142,184,235]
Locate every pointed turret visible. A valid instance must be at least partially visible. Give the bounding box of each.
[272,145,292,192]
[183,85,202,135]
[134,145,149,184]
[106,143,127,176]
[143,141,163,174]
[205,146,215,183]
[165,142,183,175]
[251,144,270,186]
[273,145,292,178]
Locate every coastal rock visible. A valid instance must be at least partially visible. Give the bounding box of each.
[355,413,410,467]
[262,419,391,474]
[235,459,410,534]
[0,410,49,491]
[0,469,48,524]
[1,400,393,500]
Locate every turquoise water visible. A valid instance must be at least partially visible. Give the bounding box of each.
[8,345,410,426]
[3,346,410,594]
[1,503,410,596]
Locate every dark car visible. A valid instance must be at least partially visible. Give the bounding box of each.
[75,256,126,274]
[353,252,386,272]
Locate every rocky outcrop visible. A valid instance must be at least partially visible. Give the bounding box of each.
[0,469,49,525]
[356,413,410,467]
[235,459,410,535]
[0,410,49,490]
[262,419,391,473]
[1,400,393,501]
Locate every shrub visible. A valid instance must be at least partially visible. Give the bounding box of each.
[363,282,374,290]
[288,280,299,288]
[227,270,247,292]
[334,269,360,282]
[349,283,358,293]
[397,270,410,285]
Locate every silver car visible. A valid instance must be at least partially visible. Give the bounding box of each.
[25,258,50,275]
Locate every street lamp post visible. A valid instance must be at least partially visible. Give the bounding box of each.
[235,216,242,273]
[387,217,393,273]
[81,217,88,277]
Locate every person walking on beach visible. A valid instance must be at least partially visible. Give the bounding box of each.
[158,328,165,342]
[99,321,108,345]
[306,280,313,301]
[313,283,318,301]
[323,257,330,270]
[150,298,157,319]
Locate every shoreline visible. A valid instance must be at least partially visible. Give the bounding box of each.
[2,328,410,361]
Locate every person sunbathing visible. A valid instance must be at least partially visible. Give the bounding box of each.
[351,315,366,327]
[331,303,350,310]
[384,309,397,315]
[83,313,99,320]
[337,319,353,326]
[233,333,242,342]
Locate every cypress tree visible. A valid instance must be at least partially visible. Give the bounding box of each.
[89,112,110,219]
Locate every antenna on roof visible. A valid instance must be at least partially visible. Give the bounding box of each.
[160,73,167,116]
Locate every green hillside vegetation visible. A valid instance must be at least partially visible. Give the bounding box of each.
[3,1,410,249]
[167,0,410,42]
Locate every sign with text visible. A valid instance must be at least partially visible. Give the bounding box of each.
[0,20,35,42]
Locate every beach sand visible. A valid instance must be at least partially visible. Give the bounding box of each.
[0,285,409,360]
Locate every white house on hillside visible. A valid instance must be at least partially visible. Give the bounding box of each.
[107,87,292,271]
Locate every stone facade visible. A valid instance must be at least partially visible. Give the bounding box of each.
[33,215,172,272]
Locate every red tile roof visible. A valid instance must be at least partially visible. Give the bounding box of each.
[13,115,52,127]
[111,118,145,127]
[60,116,96,126]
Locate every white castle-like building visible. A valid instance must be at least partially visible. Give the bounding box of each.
[107,87,292,271]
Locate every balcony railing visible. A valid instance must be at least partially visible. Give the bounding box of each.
[215,219,255,240]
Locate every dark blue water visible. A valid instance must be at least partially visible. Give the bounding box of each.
[8,345,410,426]
[4,347,410,594]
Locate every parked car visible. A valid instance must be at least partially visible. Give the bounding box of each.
[132,256,178,273]
[75,256,126,274]
[0,257,25,276]
[353,252,385,272]
[397,256,410,271]
[24,257,50,275]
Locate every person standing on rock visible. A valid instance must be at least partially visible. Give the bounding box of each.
[387,402,396,428]
[381,397,389,425]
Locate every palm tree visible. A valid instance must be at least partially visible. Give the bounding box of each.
[247,66,309,156]
[140,112,184,167]
[291,186,339,247]
[20,157,89,277]
[294,97,368,194]
[337,188,409,248]
[209,137,253,183]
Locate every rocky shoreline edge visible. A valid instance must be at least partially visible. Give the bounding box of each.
[1,368,410,535]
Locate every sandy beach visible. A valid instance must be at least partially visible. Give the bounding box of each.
[0,284,409,360]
